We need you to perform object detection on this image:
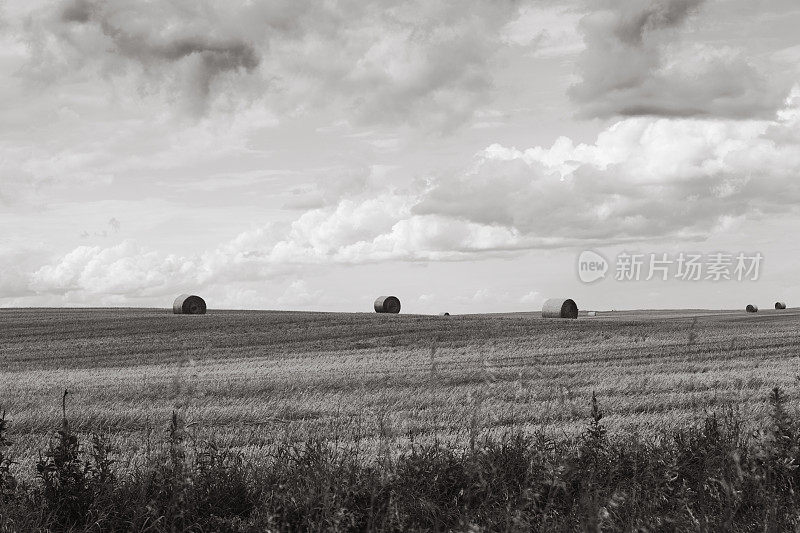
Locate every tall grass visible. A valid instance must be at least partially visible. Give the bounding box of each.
[4,389,800,531]
[0,410,15,501]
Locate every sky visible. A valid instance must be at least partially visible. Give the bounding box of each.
[2,0,800,313]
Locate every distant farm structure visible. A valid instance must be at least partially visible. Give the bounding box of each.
[374,296,401,314]
[173,294,207,315]
[542,298,579,319]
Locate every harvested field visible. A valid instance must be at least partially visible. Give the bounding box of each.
[2,307,799,464]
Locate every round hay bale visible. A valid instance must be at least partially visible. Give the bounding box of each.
[745,304,758,313]
[439,312,450,316]
[775,301,787,310]
[173,294,207,315]
[542,298,578,319]
[374,296,401,314]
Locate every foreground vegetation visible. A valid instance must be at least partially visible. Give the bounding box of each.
[3,389,800,531]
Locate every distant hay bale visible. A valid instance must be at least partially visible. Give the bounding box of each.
[374,296,401,314]
[745,304,758,313]
[542,298,578,319]
[775,301,787,310]
[439,312,450,316]
[173,294,207,315]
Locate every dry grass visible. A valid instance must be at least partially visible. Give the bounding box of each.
[2,307,799,467]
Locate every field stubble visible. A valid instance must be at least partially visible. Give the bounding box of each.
[2,307,799,469]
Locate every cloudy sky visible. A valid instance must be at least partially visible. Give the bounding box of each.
[2,0,800,313]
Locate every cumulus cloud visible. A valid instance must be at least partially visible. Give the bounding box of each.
[26,234,285,298]
[418,107,800,242]
[570,0,790,118]
[21,91,800,302]
[18,0,522,128]
[29,241,197,295]
[272,91,800,258]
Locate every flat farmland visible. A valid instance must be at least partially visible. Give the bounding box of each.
[2,307,799,464]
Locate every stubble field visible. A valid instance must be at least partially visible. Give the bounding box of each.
[2,307,799,465]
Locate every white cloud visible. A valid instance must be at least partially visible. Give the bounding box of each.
[29,241,197,295]
[570,0,791,118]
[417,97,800,242]
[16,0,524,130]
[261,92,800,260]
[19,92,800,302]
